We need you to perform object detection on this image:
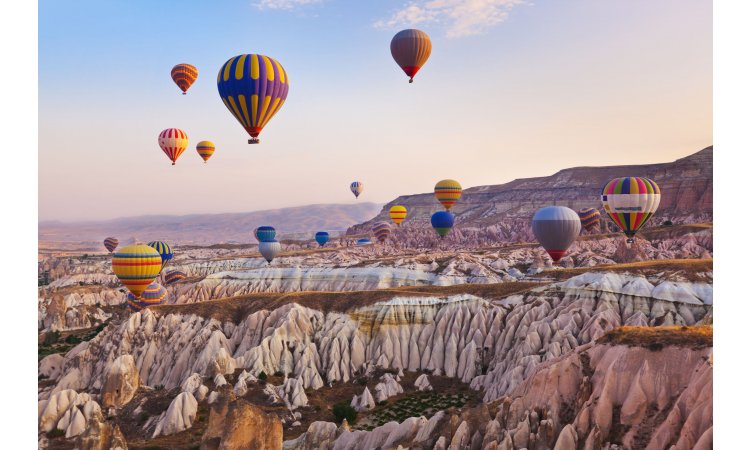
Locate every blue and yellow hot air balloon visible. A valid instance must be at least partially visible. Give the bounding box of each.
[112,244,163,299]
[315,231,330,247]
[147,241,173,272]
[350,181,364,199]
[127,281,168,312]
[372,222,391,243]
[578,208,601,233]
[255,226,276,243]
[164,269,187,285]
[431,211,455,238]
[196,141,215,163]
[601,177,661,243]
[217,54,290,144]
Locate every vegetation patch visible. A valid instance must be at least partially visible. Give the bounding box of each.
[597,325,712,350]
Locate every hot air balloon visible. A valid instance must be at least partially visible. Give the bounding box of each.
[112,244,162,298]
[259,240,281,263]
[389,205,407,225]
[431,211,455,238]
[390,29,432,83]
[255,226,276,243]
[601,177,661,243]
[164,269,187,285]
[127,281,168,312]
[356,238,373,246]
[196,141,215,163]
[147,241,173,272]
[158,128,188,165]
[578,208,601,233]
[350,181,364,199]
[103,237,119,253]
[531,206,581,263]
[372,222,391,243]
[171,64,198,95]
[217,54,289,144]
[434,180,462,210]
[315,231,330,247]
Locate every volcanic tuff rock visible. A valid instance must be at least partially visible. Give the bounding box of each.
[202,395,283,450]
[351,386,376,411]
[101,354,140,408]
[349,146,713,237]
[152,391,198,437]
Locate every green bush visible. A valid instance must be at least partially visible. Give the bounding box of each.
[43,331,60,346]
[258,371,268,381]
[47,428,65,438]
[332,401,358,425]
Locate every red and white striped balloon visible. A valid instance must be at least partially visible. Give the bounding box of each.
[158,128,188,165]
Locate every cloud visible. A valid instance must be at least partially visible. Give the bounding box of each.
[254,0,323,10]
[374,0,526,38]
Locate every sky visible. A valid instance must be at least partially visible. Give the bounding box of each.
[38,0,712,222]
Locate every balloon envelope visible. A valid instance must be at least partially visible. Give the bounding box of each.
[259,240,281,263]
[315,231,330,247]
[127,281,168,312]
[255,226,277,243]
[196,141,215,163]
[389,205,407,225]
[601,177,661,241]
[147,241,173,272]
[434,180,462,210]
[217,54,289,144]
[578,208,601,233]
[532,206,581,262]
[159,128,188,165]
[350,181,364,198]
[112,244,162,298]
[390,29,432,83]
[431,211,455,237]
[103,237,119,253]
[164,270,187,285]
[372,222,391,243]
[171,64,198,94]
[356,238,373,246]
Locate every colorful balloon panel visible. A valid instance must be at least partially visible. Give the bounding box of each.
[259,240,281,263]
[217,54,289,143]
[389,205,407,225]
[255,226,276,243]
[434,179,462,210]
[103,237,119,253]
[431,211,455,238]
[372,222,391,243]
[127,281,168,311]
[196,141,215,163]
[601,177,661,240]
[147,241,173,272]
[159,128,188,165]
[578,208,601,233]
[164,270,187,285]
[315,231,330,247]
[390,29,432,83]
[531,206,581,262]
[112,244,162,298]
[171,64,198,94]
[350,181,364,198]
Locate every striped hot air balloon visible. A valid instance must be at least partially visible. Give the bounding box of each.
[127,281,168,312]
[171,63,198,95]
[350,181,364,199]
[103,237,119,253]
[389,205,407,225]
[164,269,187,285]
[147,241,173,272]
[601,177,661,243]
[158,128,188,165]
[431,211,455,238]
[434,180,462,210]
[217,54,290,144]
[259,240,281,263]
[372,222,391,243]
[112,244,162,298]
[315,231,330,247]
[255,226,276,243]
[578,208,601,233]
[532,206,581,263]
[390,29,432,83]
[196,141,215,163]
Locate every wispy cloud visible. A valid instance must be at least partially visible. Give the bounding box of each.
[375,0,526,38]
[254,0,323,10]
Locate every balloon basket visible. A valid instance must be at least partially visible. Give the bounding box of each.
[248,138,260,144]
[409,78,413,83]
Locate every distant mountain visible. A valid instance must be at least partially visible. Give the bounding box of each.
[348,147,712,237]
[39,203,383,246]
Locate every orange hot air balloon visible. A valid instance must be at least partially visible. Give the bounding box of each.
[196,141,215,163]
[171,64,198,94]
[390,29,432,83]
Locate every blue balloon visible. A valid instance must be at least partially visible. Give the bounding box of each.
[315,231,330,247]
[356,238,373,246]
[255,226,277,243]
[431,211,455,238]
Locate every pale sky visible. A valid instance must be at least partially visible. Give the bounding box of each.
[39,0,712,222]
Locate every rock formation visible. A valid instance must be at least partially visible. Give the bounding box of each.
[202,394,284,450]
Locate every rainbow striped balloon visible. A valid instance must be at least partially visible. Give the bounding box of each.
[578,208,601,233]
[389,205,407,225]
[372,222,391,243]
[158,128,188,165]
[171,64,198,95]
[196,141,215,163]
[112,244,163,298]
[601,177,661,242]
[127,281,168,312]
[103,237,119,253]
[147,241,173,272]
[164,270,187,285]
[434,179,462,210]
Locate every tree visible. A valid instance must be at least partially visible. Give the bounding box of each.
[332,401,358,425]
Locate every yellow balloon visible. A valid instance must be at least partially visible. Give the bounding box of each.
[111,244,163,298]
[389,205,407,225]
[434,179,462,210]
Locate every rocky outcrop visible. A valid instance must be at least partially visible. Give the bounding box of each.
[76,404,128,450]
[373,373,404,402]
[101,355,140,408]
[38,389,104,439]
[414,373,433,391]
[202,395,283,450]
[152,391,198,437]
[351,386,376,412]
